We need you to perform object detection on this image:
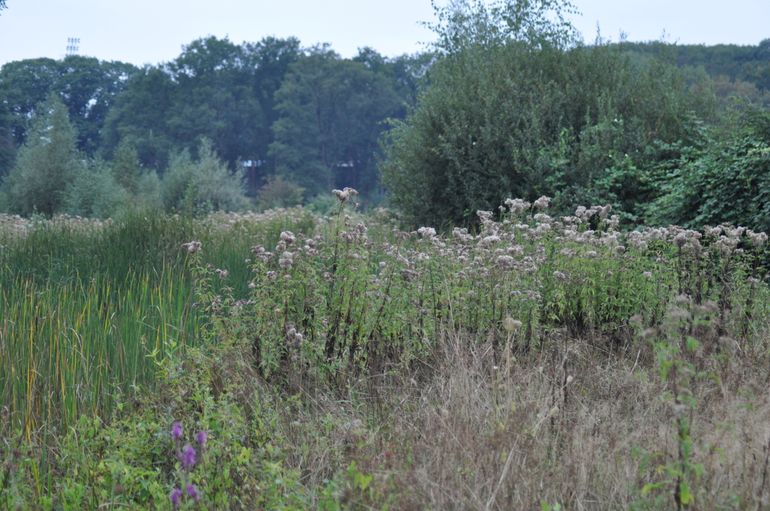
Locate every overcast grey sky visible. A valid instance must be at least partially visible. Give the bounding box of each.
[0,1,768,67]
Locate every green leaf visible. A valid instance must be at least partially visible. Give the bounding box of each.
[641,481,666,495]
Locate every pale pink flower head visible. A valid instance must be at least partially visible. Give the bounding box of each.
[182,241,202,254]
[533,196,551,210]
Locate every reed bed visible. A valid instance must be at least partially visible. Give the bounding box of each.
[0,207,316,448]
[0,269,198,441]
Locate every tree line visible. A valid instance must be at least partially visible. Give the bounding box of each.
[0,37,429,215]
[0,0,768,230]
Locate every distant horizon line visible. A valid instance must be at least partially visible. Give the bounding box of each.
[2,33,768,69]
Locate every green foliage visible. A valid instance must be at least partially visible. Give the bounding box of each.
[101,66,176,169]
[428,0,579,53]
[0,208,319,493]
[620,39,770,95]
[165,37,267,168]
[632,296,712,510]
[0,29,767,231]
[111,138,142,194]
[0,56,137,154]
[18,345,310,509]
[63,159,130,218]
[101,36,303,175]
[256,174,305,210]
[135,169,163,210]
[306,192,339,216]
[270,46,404,199]
[0,98,14,177]
[381,0,711,227]
[161,139,250,215]
[2,94,83,216]
[648,110,770,232]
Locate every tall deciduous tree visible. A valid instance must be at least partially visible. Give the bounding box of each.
[0,58,60,146]
[0,100,14,177]
[165,37,265,167]
[243,37,301,170]
[0,57,137,154]
[102,67,175,169]
[270,47,403,199]
[58,56,137,154]
[102,36,301,181]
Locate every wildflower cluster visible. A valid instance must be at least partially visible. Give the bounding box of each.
[192,189,768,381]
[169,421,208,508]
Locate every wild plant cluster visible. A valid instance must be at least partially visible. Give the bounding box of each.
[196,193,768,383]
[1,194,769,509]
[170,192,768,509]
[0,208,315,493]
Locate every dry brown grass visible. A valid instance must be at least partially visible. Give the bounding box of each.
[269,328,770,510]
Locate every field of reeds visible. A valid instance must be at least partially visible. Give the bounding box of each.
[1,196,769,510]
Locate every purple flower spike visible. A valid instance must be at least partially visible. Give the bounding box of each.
[186,483,201,502]
[196,430,208,447]
[181,443,197,470]
[170,487,183,508]
[171,421,183,441]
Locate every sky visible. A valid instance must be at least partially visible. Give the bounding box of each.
[0,1,768,67]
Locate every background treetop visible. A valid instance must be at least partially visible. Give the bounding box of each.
[428,0,580,53]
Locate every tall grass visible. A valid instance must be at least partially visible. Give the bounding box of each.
[0,208,317,447]
[0,269,198,441]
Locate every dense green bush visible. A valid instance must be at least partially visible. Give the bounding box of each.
[381,0,714,227]
[63,159,130,218]
[648,110,770,232]
[256,174,305,210]
[161,138,250,214]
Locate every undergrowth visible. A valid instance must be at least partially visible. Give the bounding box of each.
[1,196,769,509]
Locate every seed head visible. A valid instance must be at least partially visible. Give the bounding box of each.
[280,231,296,245]
[279,251,294,270]
[182,241,202,254]
[332,187,358,202]
[502,316,523,332]
[748,230,768,247]
[417,226,437,238]
[533,196,551,210]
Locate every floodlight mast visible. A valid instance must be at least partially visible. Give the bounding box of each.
[65,37,80,56]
